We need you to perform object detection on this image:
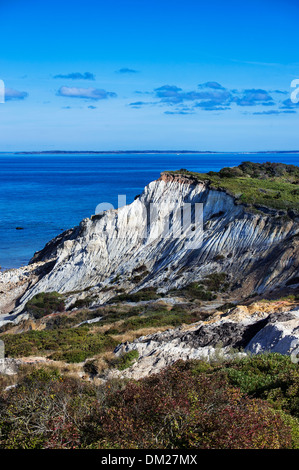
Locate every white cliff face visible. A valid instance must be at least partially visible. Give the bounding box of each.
[1,174,298,317]
[246,310,299,355]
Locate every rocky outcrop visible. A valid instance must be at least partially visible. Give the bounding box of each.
[0,260,56,316]
[111,305,299,380]
[0,359,19,376]
[246,311,299,355]
[1,173,298,321]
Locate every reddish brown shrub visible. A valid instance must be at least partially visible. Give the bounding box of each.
[86,361,292,449]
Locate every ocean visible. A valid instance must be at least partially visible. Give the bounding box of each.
[0,152,299,270]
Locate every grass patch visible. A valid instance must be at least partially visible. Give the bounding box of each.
[164,161,299,212]
[1,327,117,363]
[104,305,206,335]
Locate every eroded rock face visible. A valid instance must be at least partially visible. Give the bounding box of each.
[246,310,299,355]
[0,260,56,316]
[1,175,298,319]
[0,359,19,375]
[112,307,299,380]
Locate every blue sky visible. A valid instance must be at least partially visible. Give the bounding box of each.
[0,0,299,151]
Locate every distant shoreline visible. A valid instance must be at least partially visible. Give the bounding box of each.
[2,150,299,155]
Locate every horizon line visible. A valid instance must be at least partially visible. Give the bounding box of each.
[2,150,299,155]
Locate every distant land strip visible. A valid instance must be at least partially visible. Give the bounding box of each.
[4,150,299,155]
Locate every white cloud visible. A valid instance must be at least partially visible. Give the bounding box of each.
[57,86,117,100]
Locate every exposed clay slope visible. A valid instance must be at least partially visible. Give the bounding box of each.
[110,301,299,380]
[1,172,298,320]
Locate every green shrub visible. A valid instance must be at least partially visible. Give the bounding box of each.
[109,350,139,371]
[0,356,297,449]
[114,307,203,333]
[26,292,65,319]
[24,367,62,384]
[2,328,117,363]
[202,272,229,292]
[71,297,95,309]
[165,162,299,211]
[87,360,293,449]
[109,287,162,303]
[219,166,244,178]
[83,360,99,376]
[214,354,299,418]
[174,283,217,301]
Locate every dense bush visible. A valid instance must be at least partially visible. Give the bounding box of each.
[172,282,216,301]
[222,354,299,419]
[202,272,229,292]
[0,369,97,449]
[219,166,244,178]
[26,292,65,319]
[167,162,299,211]
[71,297,95,309]
[0,357,297,449]
[169,273,229,301]
[87,361,293,449]
[239,161,299,180]
[108,350,139,371]
[109,287,162,303]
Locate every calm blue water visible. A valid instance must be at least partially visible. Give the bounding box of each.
[0,152,299,270]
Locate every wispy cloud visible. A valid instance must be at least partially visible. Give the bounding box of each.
[54,72,95,80]
[252,109,296,115]
[164,110,195,115]
[5,88,28,101]
[116,68,139,74]
[279,98,299,110]
[134,90,152,95]
[232,89,274,107]
[57,86,117,100]
[129,81,294,115]
[272,90,288,95]
[128,100,156,109]
[195,102,231,111]
[198,81,225,90]
[153,84,232,109]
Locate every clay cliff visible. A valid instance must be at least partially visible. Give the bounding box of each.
[0,169,298,324]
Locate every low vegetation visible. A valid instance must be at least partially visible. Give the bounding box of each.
[104,305,205,335]
[165,161,299,211]
[1,327,117,363]
[0,354,298,449]
[169,272,229,301]
[0,302,207,362]
[108,350,139,371]
[108,287,162,303]
[25,292,65,319]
